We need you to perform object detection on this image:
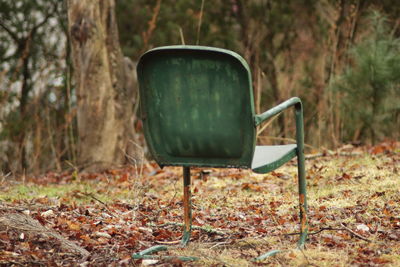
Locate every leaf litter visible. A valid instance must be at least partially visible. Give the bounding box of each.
[0,141,399,266]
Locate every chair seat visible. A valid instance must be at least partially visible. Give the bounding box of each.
[251,144,297,173]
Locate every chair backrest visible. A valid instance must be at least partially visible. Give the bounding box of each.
[137,45,256,168]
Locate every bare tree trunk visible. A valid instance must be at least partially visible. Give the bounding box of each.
[67,0,137,171]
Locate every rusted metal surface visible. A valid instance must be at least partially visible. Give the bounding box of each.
[299,193,308,247]
[181,167,192,246]
[299,193,307,230]
[183,187,191,232]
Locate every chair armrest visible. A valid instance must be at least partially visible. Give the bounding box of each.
[254,97,305,173]
[254,97,302,126]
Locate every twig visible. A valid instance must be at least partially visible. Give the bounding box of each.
[284,225,371,243]
[196,0,205,45]
[283,227,344,236]
[179,27,185,45]
[155,240,180,245]
[305,151,363,160]
[0,172,11,183]
[141,0,162,51]
[256,114,279,135]
[209,241,231,249]
[340,223,371,242]
[82,192,116,218]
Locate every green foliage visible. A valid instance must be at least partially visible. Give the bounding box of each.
[332,12,400,143]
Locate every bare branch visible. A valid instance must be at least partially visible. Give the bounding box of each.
[30,3,58,37]
[0,21,19,42]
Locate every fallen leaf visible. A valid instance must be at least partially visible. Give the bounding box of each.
[142,259,159,266]
[356,224,370,233]
[67,220,81,231]
[94,232,112,239]
[41,210,54,217]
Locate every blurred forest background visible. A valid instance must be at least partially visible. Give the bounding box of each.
[0,0,399,174]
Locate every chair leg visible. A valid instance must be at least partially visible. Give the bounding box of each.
[181,166,192,247]
[254,150,308,261]
[297,148,308,248]
[131,166,197,261]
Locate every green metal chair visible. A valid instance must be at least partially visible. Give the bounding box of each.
[134,45,308,260]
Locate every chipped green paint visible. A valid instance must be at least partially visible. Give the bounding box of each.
[254,250,283,261]
[254,97,302,126]
[137,45,256,168]
[132,245,167,259]
[137,45,309,258]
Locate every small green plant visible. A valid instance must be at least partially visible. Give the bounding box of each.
[332,12,400,144]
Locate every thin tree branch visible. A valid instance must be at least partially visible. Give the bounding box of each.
[0,21,19,41]
[283,227,343,236]
[340,223,371,242]
[30,3,58,37]
[284,224,372,243]
[196,0,205,45]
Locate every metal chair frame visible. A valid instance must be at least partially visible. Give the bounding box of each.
[133,45,308,261]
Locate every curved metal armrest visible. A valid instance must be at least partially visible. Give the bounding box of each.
[253,96,305,170]
[254,97,302,126]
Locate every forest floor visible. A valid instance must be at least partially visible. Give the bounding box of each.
[0,141,399,266]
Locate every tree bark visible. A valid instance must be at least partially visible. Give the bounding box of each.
[67,0,137,171]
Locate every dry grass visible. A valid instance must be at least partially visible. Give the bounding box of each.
[1,150,399,266]
[143,152,400,266]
